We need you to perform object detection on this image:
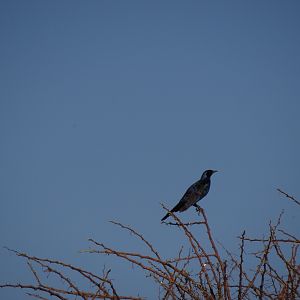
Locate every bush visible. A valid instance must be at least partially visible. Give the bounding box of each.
[1,189,299,299]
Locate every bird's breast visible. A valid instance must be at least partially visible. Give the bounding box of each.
[195,182,210,197]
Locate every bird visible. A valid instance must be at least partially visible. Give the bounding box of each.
[161,169,218,222]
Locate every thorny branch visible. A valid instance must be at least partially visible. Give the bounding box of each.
[238,230,245,300]
[1,189,299,299]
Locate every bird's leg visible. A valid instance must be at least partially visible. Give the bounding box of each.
[193,203,203,213]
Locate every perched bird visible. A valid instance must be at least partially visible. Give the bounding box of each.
[161,170,218,222]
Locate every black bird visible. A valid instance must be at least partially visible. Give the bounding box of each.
[161,170,218,222]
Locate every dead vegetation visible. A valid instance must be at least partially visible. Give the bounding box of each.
[1,189,299,299]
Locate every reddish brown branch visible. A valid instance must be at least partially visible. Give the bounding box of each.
[1,190,298,299]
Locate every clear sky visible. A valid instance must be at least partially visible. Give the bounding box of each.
[1,1,299,299]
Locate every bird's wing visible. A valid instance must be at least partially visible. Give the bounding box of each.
[161,184,197,221]
[173,184,198,212]
[193,180,210,201]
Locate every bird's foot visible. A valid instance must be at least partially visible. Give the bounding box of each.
[194,204,203,213]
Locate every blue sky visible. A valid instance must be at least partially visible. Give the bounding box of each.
[1,1,299,298]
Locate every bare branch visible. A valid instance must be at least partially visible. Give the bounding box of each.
[277,188,300,206]
[1,190,298,299]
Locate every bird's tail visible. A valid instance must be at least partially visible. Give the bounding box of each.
[161,202,183,222]
[161,212,171,222]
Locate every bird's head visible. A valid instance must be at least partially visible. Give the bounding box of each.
[201,169,218,180]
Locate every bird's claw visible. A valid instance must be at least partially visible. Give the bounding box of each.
[194,204,203,213]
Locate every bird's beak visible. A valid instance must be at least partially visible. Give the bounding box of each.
[213,170,218,174]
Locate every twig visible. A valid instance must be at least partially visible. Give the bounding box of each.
[162,221,206,226]
[238,230,245,300]
[277,188,300,206]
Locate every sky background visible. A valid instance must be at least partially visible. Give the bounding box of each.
[0,1,299,299]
